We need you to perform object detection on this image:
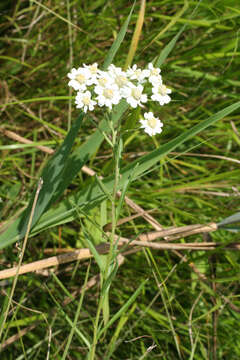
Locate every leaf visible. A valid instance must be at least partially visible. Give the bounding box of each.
[0,19,185,248]
[17,113,84,240]
[218,211,240,227]
[103,1,136,70]
[97,279,147,339]
[1,101,240,248]
[116,162,139,220]
[83,231,105,272]
[218,226,240,233]
[155,25,186,68]
[52,100,128,202]
[37,101,240,231]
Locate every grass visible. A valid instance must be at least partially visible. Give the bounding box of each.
[1,0,240,359]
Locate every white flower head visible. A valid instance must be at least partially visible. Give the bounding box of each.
[94,72,114,90]
[67,67,91,91]
[151,83,172,105]
[121,83,147,108]
[147,63,162,85]
[75,90,96,113]
[83,62,100,85]
[126,64,150,83]
[108,64,130,89]
[140,112,163,136]
[95,83,121,109]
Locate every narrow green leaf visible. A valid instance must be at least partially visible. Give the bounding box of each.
[83,232,104,272]
[106,303,137,360]
[46,286,90,349]
[101,261,118,296]
[97,279,147,339]
[0,55,32,68]
[218,211,240,227]
[17,113,84,239]
[95,176,113,202]
[0,96,73,109]
[126,101,240,179]
[155,25,186,68]
[103,2,136,70]
[218,226,240,233]
[1,101,240,248]
[116,163,139,220]
[52,99,128,202]
[62,263,91,360]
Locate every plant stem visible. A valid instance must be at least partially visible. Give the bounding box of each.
[89,125,121,359]
[106,128,119,277]
[89,294,104,360]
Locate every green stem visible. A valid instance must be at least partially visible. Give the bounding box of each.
[89,126,121,359]
[106,129,119,278]
[89,294,104,360]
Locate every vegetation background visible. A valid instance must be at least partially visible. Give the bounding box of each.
[0,0,240,358]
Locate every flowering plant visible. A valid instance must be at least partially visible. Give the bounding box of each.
[1,7,239,359]
[67,62,171,136]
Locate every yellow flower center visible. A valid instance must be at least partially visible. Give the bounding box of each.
[89,64,98,74]
[98,77,108,87]
[82,96,90,105]
[132,88,142,100]
[151,68,159,76]
[148,117,157,129]
[115,75,127,87]
[134,69,142,78]
[76,74,86,84]
[158,84,167,96]
[103,89,114,99]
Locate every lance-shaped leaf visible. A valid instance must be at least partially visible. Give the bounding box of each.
[18,113,84,239]
[1,101,239,249]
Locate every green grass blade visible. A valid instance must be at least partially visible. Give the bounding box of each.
[218,212,240,227]
[105,303,137,360]
[0,55,32,68]
[95,176,113,202]
[124,101,240,180]
[83,231,104,272]
[62,263,91,360]
[97,279,147,339]
[0,96,73,109]
[116,163,139,220]
[103,1,135,70]
[155,25,186,68]
[46,286,91,349]
[101,261,118,296]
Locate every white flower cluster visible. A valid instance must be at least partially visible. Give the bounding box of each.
[67,62,171,136]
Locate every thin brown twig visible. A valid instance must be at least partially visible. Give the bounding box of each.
[0,222,218,280]
[176,189,240,197]
[0,324,37,351]
[2,237,240,281]
[170,151,240,165]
